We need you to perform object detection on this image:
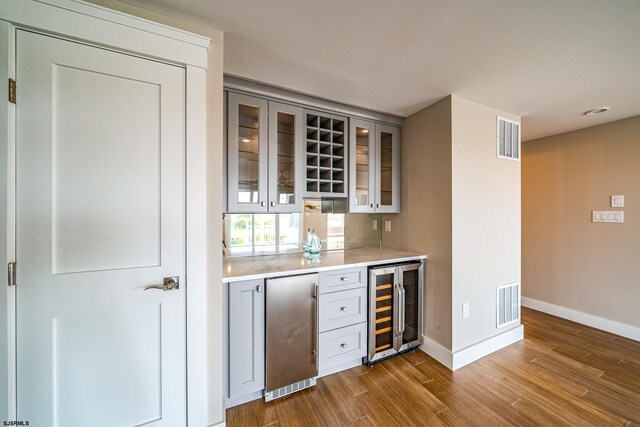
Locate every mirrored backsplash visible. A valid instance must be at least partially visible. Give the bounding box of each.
[223,200,382,257]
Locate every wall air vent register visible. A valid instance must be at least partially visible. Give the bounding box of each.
[497,117,520,161]
[497,282,520,328]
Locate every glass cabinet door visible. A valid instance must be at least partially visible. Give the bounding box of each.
[375,124,400,213]
[349,119,376,213]
[398,263,422,349]
[370,268,397,358]
[268,102,303,213]
[228,93,269,213]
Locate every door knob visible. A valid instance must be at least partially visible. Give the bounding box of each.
[144,276,179,291]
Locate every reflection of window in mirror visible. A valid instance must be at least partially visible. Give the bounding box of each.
[326,214,345,250]
[225,213,302,256]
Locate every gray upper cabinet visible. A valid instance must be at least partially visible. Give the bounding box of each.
[268,101,304,213]
[349,120,400,213]
[228,278,265,399]
[227,92,304,213]
[375,124,400,213]
[228,92,269,213]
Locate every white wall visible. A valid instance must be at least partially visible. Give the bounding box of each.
[451,96,521,351]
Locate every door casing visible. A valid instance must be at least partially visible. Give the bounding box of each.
[0,1,210,424]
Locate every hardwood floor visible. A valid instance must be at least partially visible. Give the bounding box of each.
[227,307,640,426]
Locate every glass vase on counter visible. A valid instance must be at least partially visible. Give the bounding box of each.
[303,228,322,260]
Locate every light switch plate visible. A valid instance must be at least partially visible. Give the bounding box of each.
[372,220,378,231]
[611,195,624,208]
[384,220,391,232]
[592,211,624,223]
[462,303,470,318]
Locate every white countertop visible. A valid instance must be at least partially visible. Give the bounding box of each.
[223,246,426,282]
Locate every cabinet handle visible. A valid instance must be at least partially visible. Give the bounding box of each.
[256,285,263,293]
[260,201,266,207]
[340,306,348,312]
[270,201,275,207]
[340,343,348,349]
[340,277,348,282]
[376,203,380,208]
[370,203,374,208]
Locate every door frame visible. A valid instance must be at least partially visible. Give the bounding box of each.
[0,1,211,424]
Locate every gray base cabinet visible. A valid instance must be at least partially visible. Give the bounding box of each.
[317,267,368,372]
[228,278,265,399]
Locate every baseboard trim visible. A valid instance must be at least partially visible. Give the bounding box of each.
[522,297,640,342]
[419,335,453,370]
[451,325,524,370]
[420,325,524,371]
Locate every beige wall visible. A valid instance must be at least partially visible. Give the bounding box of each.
[523,116,640,328]
[451,97,521,351]
[383,96,453,349]
[86,1,225,424]
[384,95,521,353]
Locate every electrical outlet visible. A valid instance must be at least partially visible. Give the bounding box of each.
[462,303,470,318]
[384,220,391,232]
[372,220,378,231]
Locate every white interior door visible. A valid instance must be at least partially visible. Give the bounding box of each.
[15,30,186,426]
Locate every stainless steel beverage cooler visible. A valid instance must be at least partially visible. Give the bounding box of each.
[264,273,318,401]
[367,262,423,365]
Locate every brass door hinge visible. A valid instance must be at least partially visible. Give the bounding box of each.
[8,262,16,287]
[8,78,16,104]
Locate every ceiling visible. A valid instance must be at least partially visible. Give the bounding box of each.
[123,0,640,141]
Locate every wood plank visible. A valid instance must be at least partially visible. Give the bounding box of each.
[227,308,640,427]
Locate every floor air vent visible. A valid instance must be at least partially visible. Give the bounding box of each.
[264,377,316,402]
[497,283,520,328]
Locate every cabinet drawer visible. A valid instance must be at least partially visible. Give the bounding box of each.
[319,322,367,371]
[319,287,367,332]
[318,267,367,294]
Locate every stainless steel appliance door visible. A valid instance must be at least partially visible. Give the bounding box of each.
[398,262,424,351]
[368,266,398,362]
[265,274,319,392]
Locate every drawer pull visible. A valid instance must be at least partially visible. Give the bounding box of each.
[340,277,349,282]
[340,306,348,312]
[340,343,348,349]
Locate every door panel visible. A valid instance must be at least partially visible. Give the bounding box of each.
[227,93,269,213]
[265,274,318,392]
[349,119,376,213]
[399,263,423,350]
[228,279,265,398]
[375,124,400,213]
[268,101,303,213]
[16,30,186,426]
[54,305,162,426]
[52,64,161,274]
[368,267,397,362]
